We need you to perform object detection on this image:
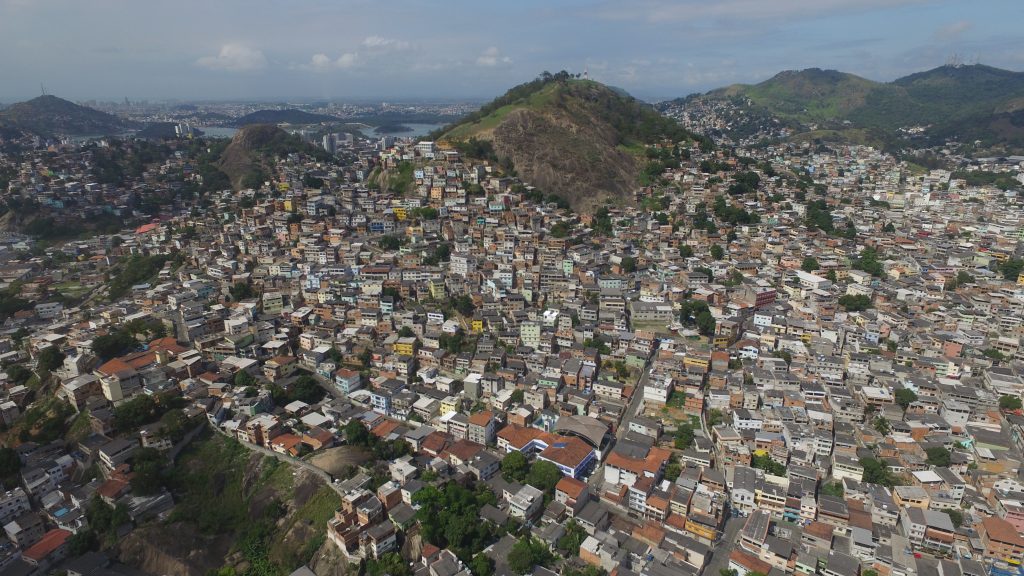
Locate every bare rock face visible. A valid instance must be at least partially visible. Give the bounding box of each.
[217,124,284,189]
[439,78,694,212]
[117,523,233,576]
[490,107,638,212]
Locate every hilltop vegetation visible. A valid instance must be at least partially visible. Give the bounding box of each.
[0,95,135,136]
[670,64,1024,151]
[435,71,706,211]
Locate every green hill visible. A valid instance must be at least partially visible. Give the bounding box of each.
[436,72,703,210]
[0,95,134,136]
[671,64,1024,150]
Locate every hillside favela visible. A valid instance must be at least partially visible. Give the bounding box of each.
[1,2,1024,576]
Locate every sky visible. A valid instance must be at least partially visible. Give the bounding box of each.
[1,0,1023,103]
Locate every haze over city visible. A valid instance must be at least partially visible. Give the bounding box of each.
[1,0,1023,101]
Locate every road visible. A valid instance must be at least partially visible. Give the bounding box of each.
[617,358,653,442]
[701,512,744,576]
[586,355,654,495]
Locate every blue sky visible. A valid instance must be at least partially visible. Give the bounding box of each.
[1,0,1022,102]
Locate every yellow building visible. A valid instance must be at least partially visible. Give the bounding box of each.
[394,337,416,357]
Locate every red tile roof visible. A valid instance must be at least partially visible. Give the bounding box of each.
[22,529,71,562]
[555,476,587,499]
[468,411,494,427]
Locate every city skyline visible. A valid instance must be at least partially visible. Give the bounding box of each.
[1,0,1023,102]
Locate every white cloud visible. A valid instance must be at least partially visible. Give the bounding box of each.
[596,0,931,23]
[361,36,409,51]
[335,52,359,68]
[195,43,266,72]
[299,51,359,72]
[476,46,512,67]
[936,20,972,40]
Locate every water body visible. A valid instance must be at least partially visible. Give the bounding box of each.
[375,123,445,138]
[196,126,238,138]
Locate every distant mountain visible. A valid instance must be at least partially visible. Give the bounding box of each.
[436,73,704,210]
[0,95,134,136]
[665,64,1024,150]
[232,109,341,127]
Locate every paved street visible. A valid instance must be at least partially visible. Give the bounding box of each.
[701,512,745,576]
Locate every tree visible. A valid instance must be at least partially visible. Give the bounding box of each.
[0,448,21,479]
[820,482,844,498]
[873,416,891,435]
[66,529,98,556]
[92,330,138,359]
[557,520,587,555]
[710,244,725,260]
[707,408,724,427]
[838,294,872,312]
[925,447,951,467]
[4,364,31,386]
[510,389,524,404]
[801,256,819,272]
[37,346,66,371]
[999,258,1024,280]
[860,456,899,487]
[366,552,411,576]
[984,348,1007,362]
[113,395,160,431]
[525,460,561,494]
[664,454,682,482]
[894,388,918,410]
[679,299,715,337]
[234,370,255,388]
[944,509,964,528]
[398,326,416,338]
[470,554,494,576]
[999,395,1023,411]
[507,537,554,574]
[852,246,885,277]
[679,245,694,258]
[501,451,529,482]
[751,453,786,476]
[288,375,326,404]
[230,282,255,301]
[130,448,165,495]
[673,421,696,450]
[621,256,637,273]
[550,221,572,238]
[453,295,476,316]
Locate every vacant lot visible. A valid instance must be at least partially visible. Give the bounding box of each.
[307,445,371,477]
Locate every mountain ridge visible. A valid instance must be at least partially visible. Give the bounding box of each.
[663,64,1024,150]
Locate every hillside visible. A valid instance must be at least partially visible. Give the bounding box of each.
[666,64,1024,150]
[217,124,330,189]
[436,73,702,210]
[0,95,134,136]
[233,109,341,126]
[116,432,343,576]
